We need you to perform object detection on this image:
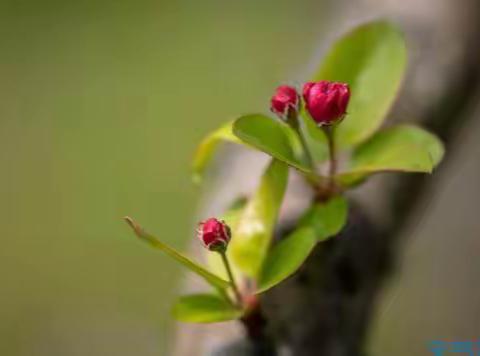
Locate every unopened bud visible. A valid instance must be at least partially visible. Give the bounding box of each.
[303,81,350,125]
[197,218,231,252]
[270,85,299,119]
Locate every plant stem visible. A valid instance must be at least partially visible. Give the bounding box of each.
[220,251,242,306]
[298,126,315,170]
[216,286,233,306]
[287,110,315,170]
[324,125,337,189]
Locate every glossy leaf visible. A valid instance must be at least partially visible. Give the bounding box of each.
[312,20,407,147]
[230,160,288,277]
[298,196,348,241]
[233,114,311,172]
[257,227,317,293]
[124,217,230,290]
[336,125,444,185]
[172,294,243,323]
[192,121,242,183]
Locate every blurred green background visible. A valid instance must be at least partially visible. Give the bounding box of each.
[0,1,326,354]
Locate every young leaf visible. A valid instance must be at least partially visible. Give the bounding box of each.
[192,121,242,183]
[172,294,243,323]
[257,227,316,293]
[313,20,407,147]
[336,125,445,186]
[219,197,248,234]
[230,160,288,277]
[233,114,312,172]
[124,217,230,290]
[298,196,348,241]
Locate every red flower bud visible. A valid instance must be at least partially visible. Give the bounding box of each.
[197,218,231,251]
[270,85,299,119]
[303,81,350,125]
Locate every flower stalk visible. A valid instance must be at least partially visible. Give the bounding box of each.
[324,125,337,188]
[287,110,315,170]
[219,250,242,307]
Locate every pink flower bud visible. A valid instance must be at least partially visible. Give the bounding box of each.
[270,85,299,119]
[303,81,350,125]
[197,218,231,251]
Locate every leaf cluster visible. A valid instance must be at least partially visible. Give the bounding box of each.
[125,21,444,323]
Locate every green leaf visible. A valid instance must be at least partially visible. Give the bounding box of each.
[298,196,348,241]
[233,114,312,172]
[313,20,407,147]
[337,125,445,185]
[124,217,230,290]
[230,160,288,277]
[192,121,242,183]
[172,294,243,323]
[221,197,248,227]
[257,228,316,293]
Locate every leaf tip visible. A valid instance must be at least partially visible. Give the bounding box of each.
[123,216,143,238]
[123,215,133,226]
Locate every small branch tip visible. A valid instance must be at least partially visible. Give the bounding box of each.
[123,216,143,238]
[123,216,134,228]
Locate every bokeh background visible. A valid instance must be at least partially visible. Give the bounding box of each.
[1,0,479,355]
[0,1,328,355]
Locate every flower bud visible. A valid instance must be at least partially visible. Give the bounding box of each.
[197,218,231,251]
[270,85,299,119]
[302,81,350,125]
